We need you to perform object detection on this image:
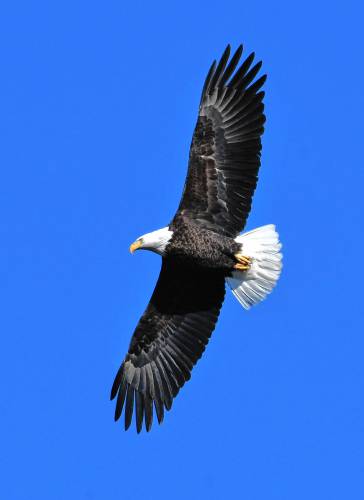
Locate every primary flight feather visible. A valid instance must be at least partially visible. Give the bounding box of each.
[111,44,282,432]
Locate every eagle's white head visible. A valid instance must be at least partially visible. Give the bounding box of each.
[129,227,173,256]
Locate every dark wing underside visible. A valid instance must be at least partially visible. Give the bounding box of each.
[172,45,266,237]
[111,259,225,432]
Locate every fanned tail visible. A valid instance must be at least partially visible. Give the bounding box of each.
[226,224,283,309]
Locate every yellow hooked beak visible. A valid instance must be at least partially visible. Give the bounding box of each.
[130,240,142,254]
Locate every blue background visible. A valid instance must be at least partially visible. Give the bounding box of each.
[1,1,363,499]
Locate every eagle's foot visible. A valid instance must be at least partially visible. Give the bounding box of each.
[234,254,252,271]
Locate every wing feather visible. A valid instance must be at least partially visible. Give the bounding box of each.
[135,391,144,434]
[124,385,134,431]
[219,45,243,87]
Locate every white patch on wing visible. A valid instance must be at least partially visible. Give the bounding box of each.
[226,224,283,309]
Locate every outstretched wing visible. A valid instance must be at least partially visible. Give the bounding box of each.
[111,259,225,432]
[172,45,266,237]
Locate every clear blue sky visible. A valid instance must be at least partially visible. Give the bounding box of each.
[1,1,364,499]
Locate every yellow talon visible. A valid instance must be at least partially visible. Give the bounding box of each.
[234,263,250,271]
[234,254,252,266]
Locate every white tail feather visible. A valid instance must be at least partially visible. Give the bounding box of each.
[226,224,283,310]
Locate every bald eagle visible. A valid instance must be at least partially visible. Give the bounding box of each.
[111,45,282,432]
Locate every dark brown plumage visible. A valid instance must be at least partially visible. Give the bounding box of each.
[111,44,267,432]
[174,44,266,237]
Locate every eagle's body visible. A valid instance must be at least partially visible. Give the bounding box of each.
[167,220,240,271]
[111,45,283,432]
